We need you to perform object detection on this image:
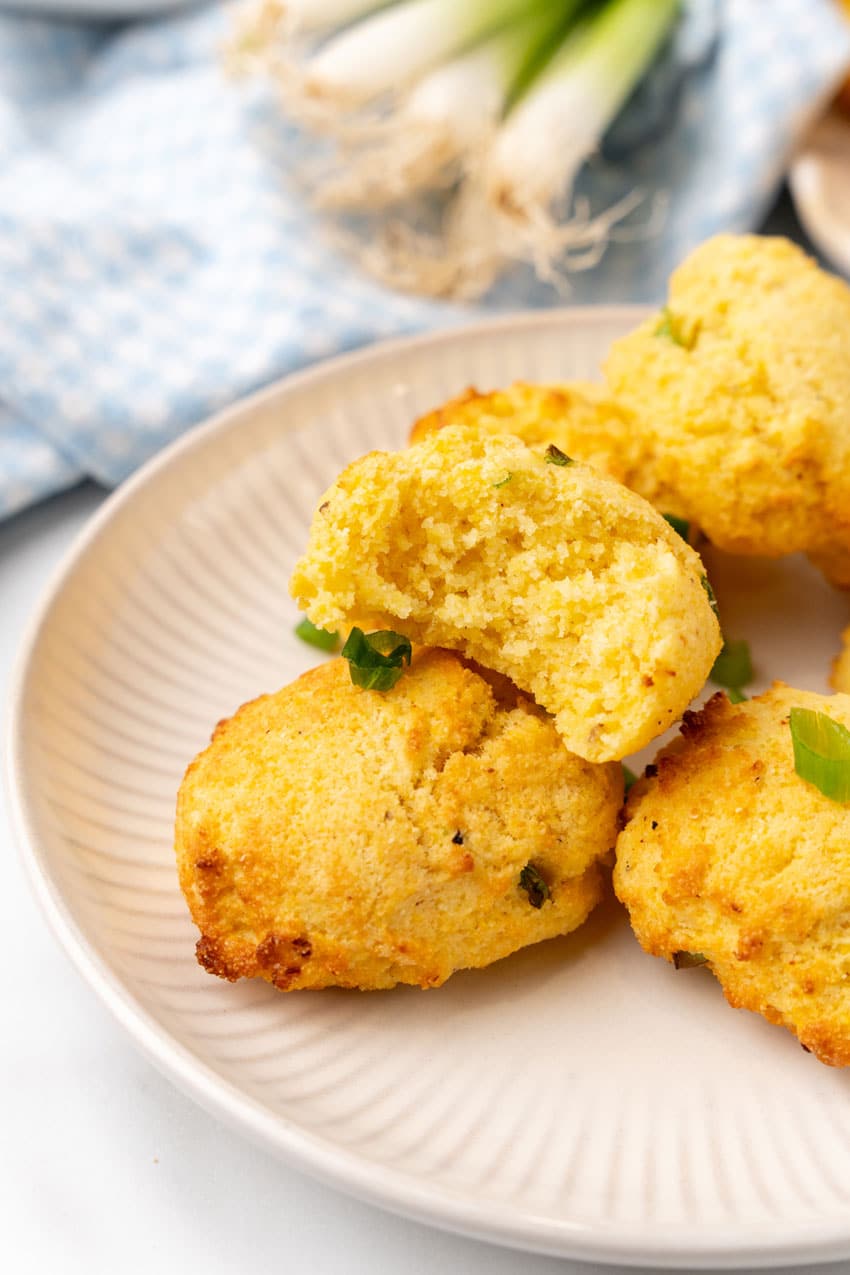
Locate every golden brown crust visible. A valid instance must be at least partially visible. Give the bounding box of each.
[615,685,850,1067]
[412,382,625,473]
[176,649,622,992]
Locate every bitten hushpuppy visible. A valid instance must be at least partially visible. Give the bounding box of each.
[290,424,720,763]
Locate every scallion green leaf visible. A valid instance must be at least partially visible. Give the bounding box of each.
[518,862,550,908]
[493,472,513,489]
[622,764,638,793]
[662,513,690,542]
[699,572,720,621]
[789,707,850,804]
[544,443,574,467]
[341,627,412,692]
[673,950,708,970]
[710,639,753,701]
[655,307,695,349]
[295,616,341,652]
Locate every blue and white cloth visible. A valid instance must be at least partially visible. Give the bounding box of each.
[1,0,848,519]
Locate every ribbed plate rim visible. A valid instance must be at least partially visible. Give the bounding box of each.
[789,111,850,280]
[8,306,850,1269]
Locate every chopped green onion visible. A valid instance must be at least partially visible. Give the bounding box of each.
[699,572,720,621]
[655,309,676,341]
[295,616,341,652]
[654,306,695,349]
[544,443,574,467]
[518,862,550,908]
[710,639,753,703]
[789,707,850,804]
[662,513,690,542]
[622,764,638,793]
[493,471,513,488]
[341,627,412,691]
[673,950,708,970]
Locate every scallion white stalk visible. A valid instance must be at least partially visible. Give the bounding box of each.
[288,0,398,31]
[228,0,395,78]
[314,1,580,208]
[485,0,681,252]
[301,0,540,112]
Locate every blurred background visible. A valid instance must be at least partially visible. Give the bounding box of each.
[0,0,848,519]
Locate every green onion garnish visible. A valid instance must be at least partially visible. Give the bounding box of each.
[710,638,753,704]
[622,764,638,793]
[544,443,574,467]
[789,707,850,804]
[673,950,708,969]
[699,572,720,621]
[518,862,550,908]
[493,472,513,489]
[341,627,412,692]
[295,616,341,652]
[662,513,690,542]
[655,308,678,342]
[655,307,695,349]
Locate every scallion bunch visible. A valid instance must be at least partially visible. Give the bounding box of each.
[232,0,682,297]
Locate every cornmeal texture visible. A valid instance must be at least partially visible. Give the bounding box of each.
[176,649,622,991]
[410,379,681,516]
[290,425,721,762]
[615,686,850,1067]
[604,234,850,586]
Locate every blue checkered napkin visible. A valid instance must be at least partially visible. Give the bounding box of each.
[0,0,848,520]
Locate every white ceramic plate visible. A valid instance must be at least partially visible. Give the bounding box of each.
[790,109,850,279]
[8,309,850,1269]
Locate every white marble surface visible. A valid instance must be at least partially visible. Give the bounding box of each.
[2,483,849,1275]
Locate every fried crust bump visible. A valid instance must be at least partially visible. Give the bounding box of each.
[176,649,622,991]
